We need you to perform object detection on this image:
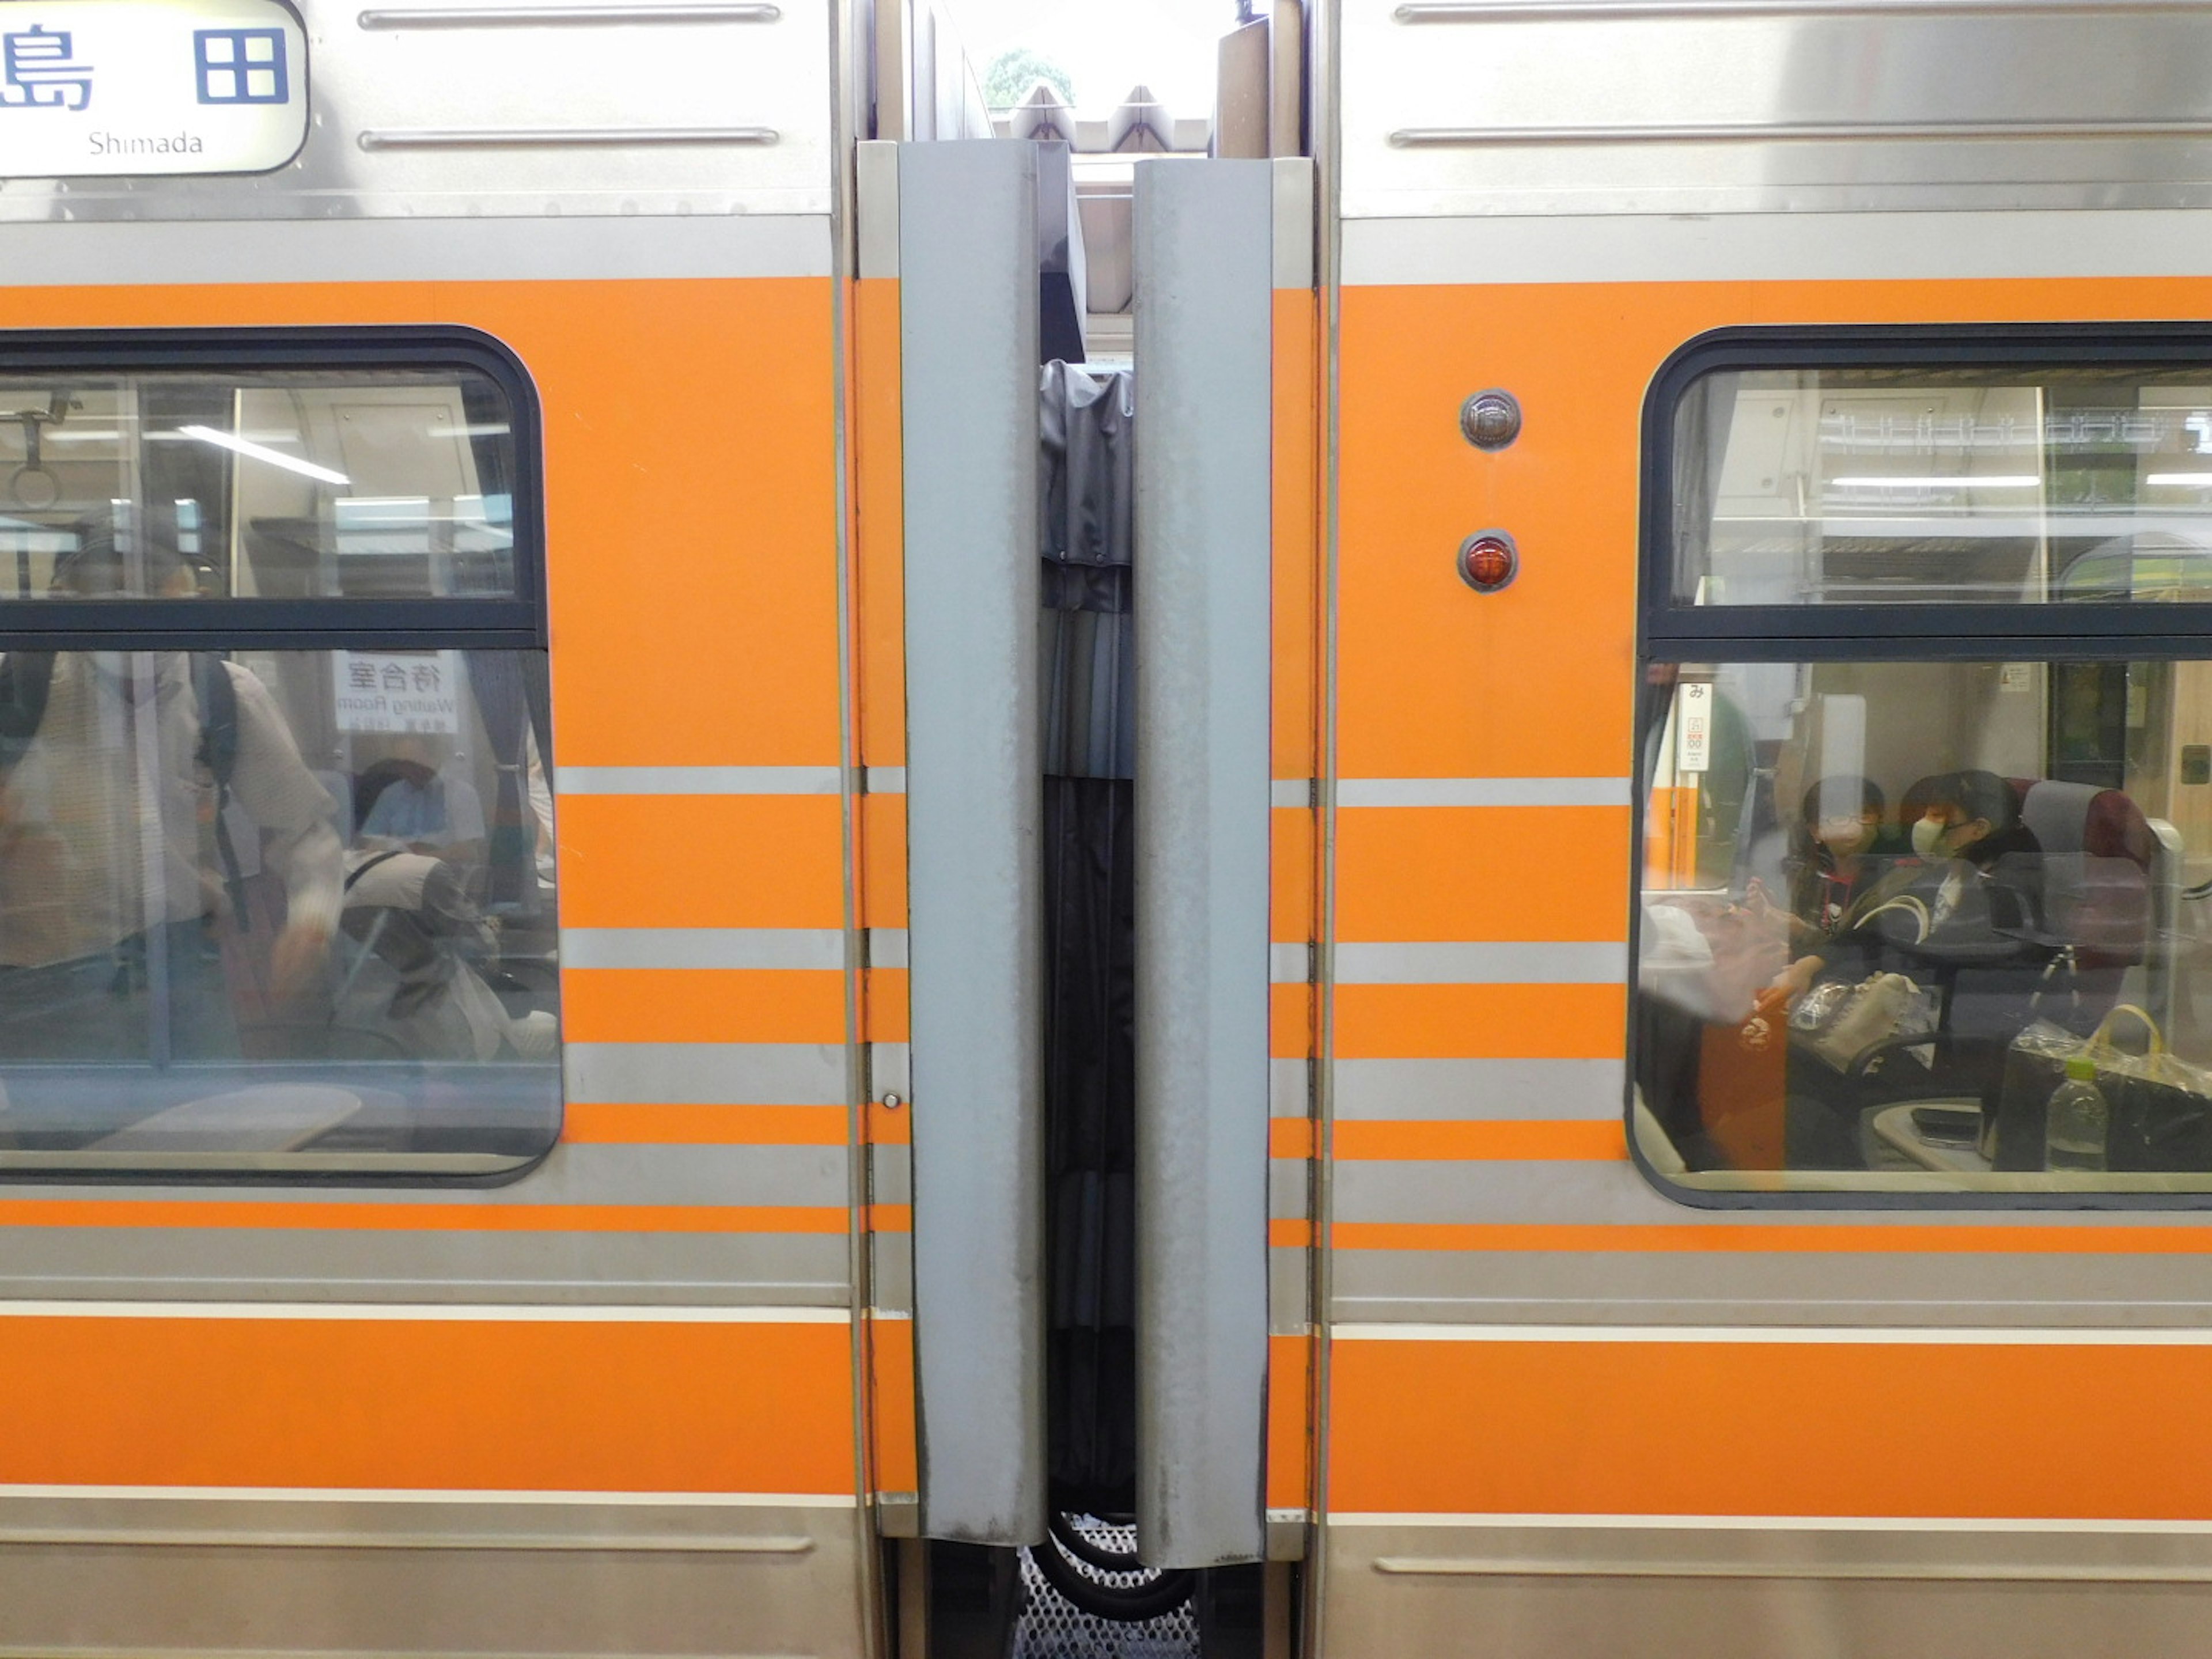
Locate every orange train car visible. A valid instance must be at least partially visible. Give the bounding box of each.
[6,1,2212,1657]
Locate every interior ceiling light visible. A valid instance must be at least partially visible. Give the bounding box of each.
[179,425,349,486]
[1827,476,2040,489]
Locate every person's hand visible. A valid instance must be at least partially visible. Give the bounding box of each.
[268,919,332,1002]
[1755,955,1820,1016]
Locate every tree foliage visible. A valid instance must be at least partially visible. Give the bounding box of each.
[982,47,1075,111]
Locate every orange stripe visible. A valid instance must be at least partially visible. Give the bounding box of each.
[562,1102,849,1146]
[1337,291,1644,782]
[1266,1330,1313,1512]
[562,967,847,1044]
[528,279,844,769]
[859,792,908,929]
[1332,1221,2212,1255]
[1272,981,1315,1060]
[869,1204,913,1233]
[866,1099,912,1145]
[558,795,845,930]
[1270,1218,1313,1248]
[1270,1118,1316,1159]
[1272,289,1320,782]
[1334,982,1624,1060]
[854,276,907,771]
[1332,1119,1624,1161]
[868,1314,918,1494]
[0,1202,847,1234]
[0,1314,854,1493]
[1330,1335,2212,1518]
[1336,806,1632,944]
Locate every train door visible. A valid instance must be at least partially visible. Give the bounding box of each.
[847,13,1321,1649]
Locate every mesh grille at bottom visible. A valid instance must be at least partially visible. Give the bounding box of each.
[1010,1518,1199,1659]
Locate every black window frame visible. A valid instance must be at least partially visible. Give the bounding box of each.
[0,326,546,653]
[1634,322,2212,1210]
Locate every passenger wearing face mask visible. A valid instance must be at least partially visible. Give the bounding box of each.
[1778,774,1907,948]
[1763,769,2046,1011]
[0,531,342,1062]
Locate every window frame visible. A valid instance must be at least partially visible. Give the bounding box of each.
[1633,323,2212,1210]
[0,326,546,653]
[0,325,556,1187]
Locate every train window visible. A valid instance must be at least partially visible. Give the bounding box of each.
[1637,329,2212,1200]
[1671,361,2212,608]
[0,334,556,1175]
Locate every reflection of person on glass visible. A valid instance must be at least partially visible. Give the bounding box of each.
[1763,769,2043,1009]
[1768,774,1906,952]
[0,533,342,1059]
[340,843,556,1061]
[355,733,487,869]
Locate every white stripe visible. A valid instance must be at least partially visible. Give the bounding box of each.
[0,1484,854,1508]
[870,928,909,968]
[1271,942,1313,983]
[566,1041,845,1105]
[872,1040,912,1097]
[0,215,833,287]
[1334,941,1626,985]
[1332,1323,2212,1345]
[558,765,841,796]
[865,766,907,794]
[1338,777,1630,809]
[1332,1512,2212,1535]
[563,928,844,971]
[1342,210,2212,287]
[1333,1057,1624,1121]
[0,1302,850,1323]
[1271,778,1313,809]
[1271,1058,1311,1118]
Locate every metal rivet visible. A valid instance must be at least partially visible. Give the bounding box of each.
[881,1092,904,1111]
[1460,388,1522,451]
[1457,530,1519,594]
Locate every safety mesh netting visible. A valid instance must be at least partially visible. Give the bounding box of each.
[1010,1517,1198,1659]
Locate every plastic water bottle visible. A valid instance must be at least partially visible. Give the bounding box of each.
[2045,1055,2110,1172]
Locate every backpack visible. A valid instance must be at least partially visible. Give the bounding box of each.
[0,650,248,919]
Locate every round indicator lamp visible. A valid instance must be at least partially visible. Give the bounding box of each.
[1460,388,1522,451]
[1457,531,1519,594]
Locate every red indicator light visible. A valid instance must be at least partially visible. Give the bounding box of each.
[1457,531,1518,593]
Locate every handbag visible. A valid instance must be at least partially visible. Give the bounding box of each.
[1793,971,1940,1073]
[1785,895,1938,1073]
[1989,1003,2212,1172]
[2111,1029,2212,1173]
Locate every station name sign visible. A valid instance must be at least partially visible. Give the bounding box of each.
[0,0,307,177]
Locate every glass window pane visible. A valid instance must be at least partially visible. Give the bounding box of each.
[1635,656,2212,1194]
[1673,367,2212,606]
[0,646,559,1172]
[0,370,517,601]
